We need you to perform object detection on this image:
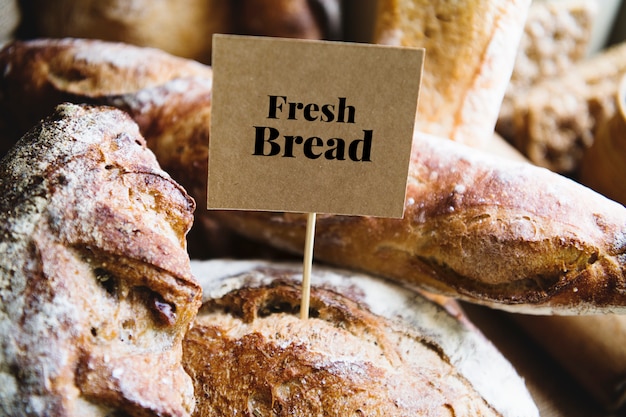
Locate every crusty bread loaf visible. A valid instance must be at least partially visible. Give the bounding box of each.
[0,38,213,155]
[0,103,201,416]
[373,0,530,147]
[0,38,287,259]
[507,41,626,174]
[185,259,539,417]
[207,130,626,315]
[497,0,596,140]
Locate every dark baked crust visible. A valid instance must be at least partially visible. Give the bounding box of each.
[184,259,539,416]
[0,103,201,416]
[207,131,626,314]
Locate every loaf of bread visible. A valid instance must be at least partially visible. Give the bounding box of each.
[373,0,530,147]
[0,103,202,416]
[207,130,626,315]
[185,259,539,417]
[497,0,596,140]
[507,41,626,174]
[0,38,213,155]
[578,74,626,205]
[19,0,341,64]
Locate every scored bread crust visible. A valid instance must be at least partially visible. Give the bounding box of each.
[373,0,530,147]
[185,259,539,417]
[207,131,626,315]
[0,103,202,416]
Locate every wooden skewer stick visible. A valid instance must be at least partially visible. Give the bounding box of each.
[300,212,317,319]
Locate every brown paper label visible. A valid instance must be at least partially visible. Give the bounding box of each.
[208,34,423,218]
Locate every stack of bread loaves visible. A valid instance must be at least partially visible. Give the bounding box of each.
[1,0,626,416]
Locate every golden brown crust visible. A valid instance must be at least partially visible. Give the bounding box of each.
[373,0,530,147]
[0,103,201,416]
[207,131,626,314]
[0,38,213,155]
[185,259,539,417]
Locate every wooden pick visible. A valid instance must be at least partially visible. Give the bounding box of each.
[300,212,317,319]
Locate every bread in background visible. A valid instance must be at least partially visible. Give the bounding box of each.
[18,0,342,64]
[497,0,596,141]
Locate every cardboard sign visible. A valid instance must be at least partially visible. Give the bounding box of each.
[208,34,423,218]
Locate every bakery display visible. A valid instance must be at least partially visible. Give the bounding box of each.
[185,259,539,417]
[4,37,626,315]
[1,0,626,415]
[0,103,201,416]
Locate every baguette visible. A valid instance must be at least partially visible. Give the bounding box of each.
[185,259,539,417]
[0,103,201,416]
[207,131,626,315]
[0,38,212,156]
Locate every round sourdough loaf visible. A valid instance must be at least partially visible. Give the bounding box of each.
[184,259,539,417]
[0,103,201,416]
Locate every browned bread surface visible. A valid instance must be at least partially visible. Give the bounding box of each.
[185,259,539,417]
[0,38,213,155]
[5,39,626,314]
[207,131,626,315]
[373,0,530,147]
[0,103,201,416]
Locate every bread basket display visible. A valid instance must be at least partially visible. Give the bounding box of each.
[2,1,626,416]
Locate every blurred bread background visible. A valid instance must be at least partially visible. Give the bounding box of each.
[4,0,626,416]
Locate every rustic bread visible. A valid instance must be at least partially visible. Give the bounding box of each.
[185,259,539,417]
[578,74,626,205]
[497,0,596,140]
[508,41,626,174]
[19,0,341,64]
[0,103,201,416]
[0,38,213,155]
[0,38,286,259]
[372,0,530,147]
[207,130,626,315]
